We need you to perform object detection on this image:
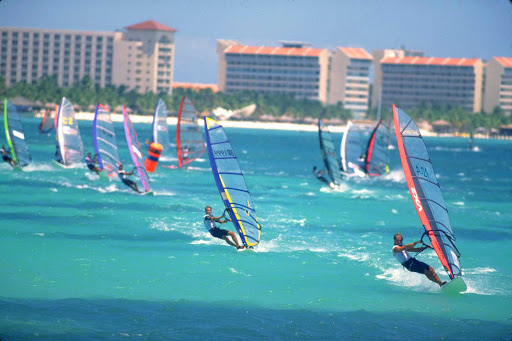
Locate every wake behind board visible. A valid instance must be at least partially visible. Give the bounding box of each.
[441,277,467,294]
[237,246,257,253]
[52,159,74,168]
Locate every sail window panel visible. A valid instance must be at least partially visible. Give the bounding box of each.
[429,204,454,236]
[417,177,444,205]
[410,158,435,182]
[219,173,248,193]
[208,126,228,144]
[404,136,429,160]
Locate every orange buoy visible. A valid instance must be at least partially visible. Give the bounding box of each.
[144,142,163,172]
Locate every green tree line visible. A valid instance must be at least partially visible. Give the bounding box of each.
[1,76,510,130]
[367,102,511,131]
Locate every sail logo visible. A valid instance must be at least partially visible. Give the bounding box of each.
[410,187,423,212]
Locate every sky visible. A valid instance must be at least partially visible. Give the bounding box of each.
[1,0,511,84]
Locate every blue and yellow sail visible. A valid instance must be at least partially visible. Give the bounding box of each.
[204,117,261,247]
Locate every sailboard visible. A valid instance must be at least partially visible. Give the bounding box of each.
[393,104,466,292]
[122,105,151,194]
[92,103,120,179]
[150,98,170,154]
[54,97,85,167]
[176,96,205,167]
[365,119,391,176]
[318,118,343,187]
[204,117,261,248]
[340,121,366,177]
[39,109,53,134]
[3,99,31,169]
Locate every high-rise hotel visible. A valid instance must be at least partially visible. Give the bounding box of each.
[0,20,176,94]
[377,56,484,113]
[483,57,512,115]
[217,40,372,117]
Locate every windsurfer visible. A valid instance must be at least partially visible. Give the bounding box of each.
[203,206,244,249]
[118,164,141,193]
[392,233,446,287]
[313,166,330,185]
[1,145,16,167]
[85,152,102,175]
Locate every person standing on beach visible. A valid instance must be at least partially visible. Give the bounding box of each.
[203,206,244,249]
[392,233,446,287]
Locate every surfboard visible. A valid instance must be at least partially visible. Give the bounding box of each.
[441,276,467,294]
[52,159,74,168]
[140,190,154,196]
[237,246,257,252]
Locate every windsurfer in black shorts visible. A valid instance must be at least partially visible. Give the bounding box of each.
[118,163,141,193]
[1,145,16,167]
[313,166,330,185]
[85,152,102,175]
[203,206,244,249]
[392,233,446,287]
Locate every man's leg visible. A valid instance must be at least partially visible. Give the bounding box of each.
[424,266,444,286]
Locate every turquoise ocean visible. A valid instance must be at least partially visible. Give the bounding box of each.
[1,114,511,340]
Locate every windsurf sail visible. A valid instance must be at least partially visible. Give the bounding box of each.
[318,119,343,186]
[54,104,59,129]
[39,109,53,134]
[3,99,31,167]
[122,105,151,193]
[393,104,463,281]
[176,96,206,167]
[204,117,261,247]
[340,121,365,176]
[92,103,120,178]
[151,98,170,153]
[55,97,85,165]
[365,119,390,176]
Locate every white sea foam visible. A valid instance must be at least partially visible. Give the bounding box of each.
[381,169,405,182]
[453,201,465,206]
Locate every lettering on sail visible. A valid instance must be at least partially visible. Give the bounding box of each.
[410,187,423,212]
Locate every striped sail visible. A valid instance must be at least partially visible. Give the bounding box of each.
[393,105,462,280]
[340,121,365,176]
[3,99,31,167]
[204,117,261,247]
[177,96,205,167]
[123,106,150,193]
[318,119,342,186]
[56,97,85,165]
[151,98,170,153]
[92,103,120,178]
[365,119,390,176]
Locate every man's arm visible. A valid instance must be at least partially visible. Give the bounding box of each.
[393,240,422,253]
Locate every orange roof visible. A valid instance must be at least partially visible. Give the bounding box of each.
[339,47,372,60]
[225,45,326,57]
[494,57,512,67]
[381,56,479,66]
[172,82,218,92]
[125,20,177,32]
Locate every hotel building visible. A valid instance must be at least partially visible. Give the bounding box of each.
[0,20,176,94]
[377,56,483,112]
[217,40,331,103]
[217,40,372,116]
[328,47,372,118]
[483,57,512,115]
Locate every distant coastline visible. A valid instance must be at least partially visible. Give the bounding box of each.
[35,111,510,139]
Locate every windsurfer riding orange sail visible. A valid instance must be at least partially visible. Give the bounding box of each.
[392,104,466,292]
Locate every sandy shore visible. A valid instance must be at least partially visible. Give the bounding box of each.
[71,112,472,137]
